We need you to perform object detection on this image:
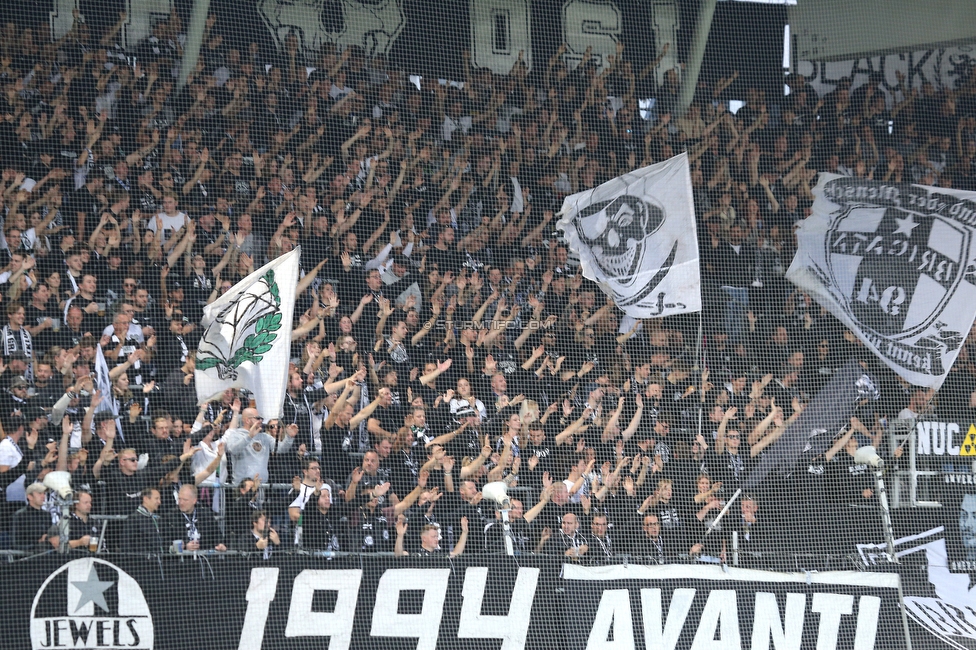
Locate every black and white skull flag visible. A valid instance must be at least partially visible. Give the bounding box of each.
[556,153,701,318]
[787,174,976,388]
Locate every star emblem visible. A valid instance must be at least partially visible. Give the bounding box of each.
[72,566,113,614]
[892,212,919,238]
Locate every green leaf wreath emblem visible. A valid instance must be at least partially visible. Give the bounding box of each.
[196,270,283,380]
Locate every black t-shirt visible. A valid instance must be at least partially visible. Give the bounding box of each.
[704,449,752,499]
[13,506,54,551]
[55,325,87,350]
[829,455,874,506]
[369,404,404,440]
[301,506,344,552]
[184,270,215,322]
[521,440,556,488]
[354,505,393,552]
[68,512,101,546]
[64,296,104,335]
[102,467,152,516]
[532,501,584,534]
[485,518,532,554]
[426,245,463,273]
[302,234,332,268]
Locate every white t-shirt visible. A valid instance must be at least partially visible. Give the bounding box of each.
[147,211,188,241]
[289,483,318,512]
[0,437,25,502]
[190,438,227,486]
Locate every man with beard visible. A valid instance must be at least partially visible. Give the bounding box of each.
[300,485,346,552]
[66,489,101,551]
[351,469,424,553]
[28,360,62,411]
[131,286,163,339]
[352,386,402,443]
[345,450,395,506]
[405,405,470,469]
[282,370,323,452]
[445,478,495,554]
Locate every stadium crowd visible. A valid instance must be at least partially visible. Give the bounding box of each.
[0,8,975,564]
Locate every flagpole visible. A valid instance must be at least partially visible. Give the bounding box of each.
[696,308,704,445]
[704,488,741,537]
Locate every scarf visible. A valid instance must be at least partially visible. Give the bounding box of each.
[357,382,370,451]
[2,325,32,379]
[181,509,200,542]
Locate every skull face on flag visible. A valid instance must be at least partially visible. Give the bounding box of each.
[573,194,665,284]
[556,154,701,319]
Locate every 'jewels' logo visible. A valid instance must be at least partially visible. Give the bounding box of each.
[30,558,153,649]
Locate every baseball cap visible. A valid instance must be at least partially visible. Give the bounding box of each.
[9,375,29,389]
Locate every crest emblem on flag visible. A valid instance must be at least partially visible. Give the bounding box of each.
[195,270,284,381]
[823,201,969,340]
[195,249,300,419]
[788,176,976,388]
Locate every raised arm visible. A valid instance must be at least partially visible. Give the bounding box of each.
[448,516,469,557]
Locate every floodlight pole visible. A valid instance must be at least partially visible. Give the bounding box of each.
[873,469,898,562]
[178,0,213,90]
[676,0,718,118]
[56,495,73,554]
[500,509,515,556]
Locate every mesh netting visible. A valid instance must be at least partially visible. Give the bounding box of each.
[0,1,974,649]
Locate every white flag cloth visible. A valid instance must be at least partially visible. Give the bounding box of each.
[786,174,976,388]
[556,152,701,318]
[195,249,301,418]
[93,343,117,415]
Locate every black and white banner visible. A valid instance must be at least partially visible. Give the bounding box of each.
[557,153,701,318]
[913,420,976,479]
[563,564,907,650]
[786,174,976,388]
[859,504,976,650]
[1,553,935,650]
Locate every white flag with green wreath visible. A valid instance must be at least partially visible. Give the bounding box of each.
[195,248,300,418]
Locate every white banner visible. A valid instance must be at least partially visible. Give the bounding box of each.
[195,249,300,418]
[556,153,701,318]
[786,175,976,388]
